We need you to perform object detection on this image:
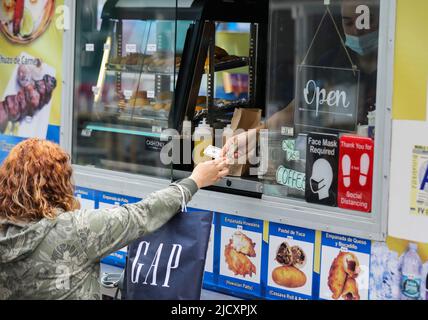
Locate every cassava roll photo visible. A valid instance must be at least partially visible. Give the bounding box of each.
[272,265,307,288]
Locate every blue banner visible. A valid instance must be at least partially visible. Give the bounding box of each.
[217,213,264,298]
[220,214,263,233]
[97,191,141,207]
[321,232,371,254]
[74,187,97,210]
[319,232,371,300]
[265,222,316,300]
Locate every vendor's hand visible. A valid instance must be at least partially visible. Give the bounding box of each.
[190,158,229,189]
[221,130,258,163]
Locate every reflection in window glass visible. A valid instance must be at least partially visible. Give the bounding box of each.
[264,0,379,214]
[72,0,191,178]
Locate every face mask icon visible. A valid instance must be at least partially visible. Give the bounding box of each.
[310,178,326,193]
[310,158,333,200]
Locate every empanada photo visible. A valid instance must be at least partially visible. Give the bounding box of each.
[341,278,360,300]
[276,241,293,265]
[342,252,360,278]
[224,243,256,278]
[328,251,361,300]
[328,252,349,299]
[276,242,307,269]
[291,245,306,269]
[230,231,256,257]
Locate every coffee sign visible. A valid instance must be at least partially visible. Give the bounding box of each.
[295,65,360,133]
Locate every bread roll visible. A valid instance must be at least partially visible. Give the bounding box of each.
[272,266,307,288]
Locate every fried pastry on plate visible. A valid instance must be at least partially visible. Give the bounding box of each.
[224,243,256,278]
[341,278,360,300]
[328,252,348,300]
[231,231,256,257]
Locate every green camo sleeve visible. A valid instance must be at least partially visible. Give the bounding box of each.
[72,179,198,261]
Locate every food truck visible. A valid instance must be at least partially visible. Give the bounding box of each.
[0,0,427,300]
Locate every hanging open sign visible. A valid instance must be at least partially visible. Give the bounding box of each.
[295,65,360,133]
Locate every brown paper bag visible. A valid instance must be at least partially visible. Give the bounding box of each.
[228,108,262,177]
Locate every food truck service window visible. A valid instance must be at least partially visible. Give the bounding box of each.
[71,0,193,179]
[263,0,381,215]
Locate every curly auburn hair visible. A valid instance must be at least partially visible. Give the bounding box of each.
[0,138,80,222]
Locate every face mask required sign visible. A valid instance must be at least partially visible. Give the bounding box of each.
[305,133,339,207]
[294,65,360,133]
[410,145,428,217]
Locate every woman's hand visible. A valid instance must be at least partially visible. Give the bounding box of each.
[190,158,229,189]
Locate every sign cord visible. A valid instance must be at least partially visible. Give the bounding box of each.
[301,6,358,74]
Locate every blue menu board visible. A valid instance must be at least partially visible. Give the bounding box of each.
[97,191,141,209]
[319,232,371,300]
[217,213,264,298]
[74,187,96,210]
[265,222,316,300]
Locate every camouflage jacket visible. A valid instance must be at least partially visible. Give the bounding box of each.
[0,179,198,300]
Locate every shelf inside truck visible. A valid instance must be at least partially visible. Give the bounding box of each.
[85,123,163,138]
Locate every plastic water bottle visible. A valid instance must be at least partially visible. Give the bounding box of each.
[399,243,422,300]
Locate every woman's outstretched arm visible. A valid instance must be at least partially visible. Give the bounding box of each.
[71,159,229,262]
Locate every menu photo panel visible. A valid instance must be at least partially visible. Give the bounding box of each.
[75,187,96,210]
[266,222,316,300]
[319,232,371,300]
[218,213,264,298]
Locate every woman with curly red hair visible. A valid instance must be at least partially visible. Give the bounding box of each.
[0,138,228,300]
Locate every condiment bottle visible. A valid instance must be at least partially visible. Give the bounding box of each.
[193,118,213,166]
